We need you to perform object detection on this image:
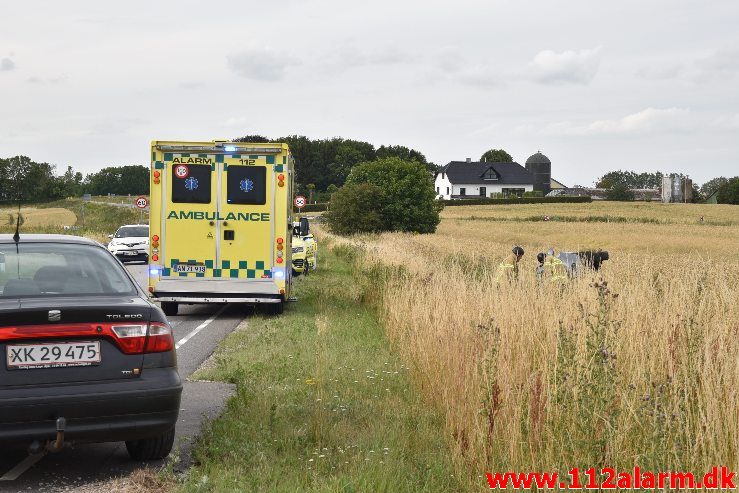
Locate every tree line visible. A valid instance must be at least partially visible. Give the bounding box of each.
[0,156,148,202]
[234,135,436,195]
[595,169,739,203]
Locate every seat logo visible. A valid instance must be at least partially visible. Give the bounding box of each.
[48,309,61,322]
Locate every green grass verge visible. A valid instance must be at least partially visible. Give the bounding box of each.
[180,246,461,492]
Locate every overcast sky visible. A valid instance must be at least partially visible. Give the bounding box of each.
[1,0,738,186]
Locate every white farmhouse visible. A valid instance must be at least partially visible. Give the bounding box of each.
[434,159,536,199]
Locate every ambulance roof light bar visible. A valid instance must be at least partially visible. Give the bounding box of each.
[155,144,283,154]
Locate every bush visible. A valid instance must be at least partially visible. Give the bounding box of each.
[605,183,635,201]
[326,157,441,234]
[441,196,592,206]
[323,184,385,235]
[716,177,739,204]
[293,203,328,213]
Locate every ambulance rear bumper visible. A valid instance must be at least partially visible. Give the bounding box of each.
[151,279,283,304]
[154,296,281,304]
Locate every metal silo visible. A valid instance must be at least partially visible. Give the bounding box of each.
[525,151,552,196]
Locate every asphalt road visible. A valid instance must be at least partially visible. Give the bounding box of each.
[0,263,242,491]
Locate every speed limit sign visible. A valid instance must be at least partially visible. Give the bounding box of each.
[294,195,306,209]
[135,196,149,209]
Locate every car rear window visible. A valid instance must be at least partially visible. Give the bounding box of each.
[115,226,148,238]
[0,243,137,298]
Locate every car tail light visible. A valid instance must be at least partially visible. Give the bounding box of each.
[112,324,148,354]
[144,322,174,353]
[0,322,174,355]
[112,322,173,354]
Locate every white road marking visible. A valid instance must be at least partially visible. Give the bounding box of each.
[175,304,229,349]
[0,453,46,481]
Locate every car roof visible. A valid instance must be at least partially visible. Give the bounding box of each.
[0,234,103,247]
[117,224,149,228]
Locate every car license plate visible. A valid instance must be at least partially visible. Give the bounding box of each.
[124,251,140,256]
[173,264,206,274]
[6,341,101,370]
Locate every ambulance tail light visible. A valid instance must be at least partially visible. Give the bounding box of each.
[273,268,285,279]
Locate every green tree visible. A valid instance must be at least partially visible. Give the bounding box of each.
[85,165,149,196]
[324,183,385,235]
[306,183,316,204]
[596,170,664,189]
[716,177,739,204]
[337,157,441,234]
[700,177,729,197]
[605,183,635,201]
[480,149,513,163]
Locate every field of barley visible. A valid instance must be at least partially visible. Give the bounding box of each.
[321,202,738,489]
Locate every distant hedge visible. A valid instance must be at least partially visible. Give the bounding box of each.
[441,196,592,206]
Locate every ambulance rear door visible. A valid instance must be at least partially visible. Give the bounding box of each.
[160,155,217,279]
[218,155,275,281]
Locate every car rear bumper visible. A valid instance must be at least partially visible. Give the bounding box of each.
[0,367,182,444]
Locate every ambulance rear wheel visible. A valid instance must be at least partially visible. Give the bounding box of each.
[265,301,284,316]
[161,302,179,316]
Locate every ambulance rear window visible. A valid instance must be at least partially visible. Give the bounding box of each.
[172,164,212,203]
[227,166,266,205]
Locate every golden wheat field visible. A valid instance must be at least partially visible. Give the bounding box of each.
[321,202,739,488]
[1,207,77,228]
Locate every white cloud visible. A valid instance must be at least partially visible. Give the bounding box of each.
[636,62,685,80]
[695,48,739,79]
[527,46,602,85]
[545,107,689,136]
[227,47,299,81]
[321,45,414,73]
[0,57,15,71]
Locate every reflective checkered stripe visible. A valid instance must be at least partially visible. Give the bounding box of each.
[163,259,271,279]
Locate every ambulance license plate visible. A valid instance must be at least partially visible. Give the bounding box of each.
[173,264,206,274]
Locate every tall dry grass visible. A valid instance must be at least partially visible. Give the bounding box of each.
[319,203,739,487]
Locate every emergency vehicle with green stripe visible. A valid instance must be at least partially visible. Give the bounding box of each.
[147,140,295,315]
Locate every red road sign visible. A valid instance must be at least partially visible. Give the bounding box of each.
[174,164,189,179]
[294,195,306,208]
[135,196,149,209]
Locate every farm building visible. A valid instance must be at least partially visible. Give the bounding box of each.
[435,151,563,199]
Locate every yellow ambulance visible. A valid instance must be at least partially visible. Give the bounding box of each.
[147,140,295,315]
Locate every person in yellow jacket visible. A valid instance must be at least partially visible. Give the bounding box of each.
[543,247,568,282]
[496,246,525,283]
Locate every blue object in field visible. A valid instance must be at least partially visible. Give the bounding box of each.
[185,177,199,191]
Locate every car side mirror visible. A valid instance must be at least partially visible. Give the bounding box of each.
[108,234,114,239]
[299,217,309,237]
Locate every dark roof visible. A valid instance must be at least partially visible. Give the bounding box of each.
[0,234,101,246]
[526,151,551,165]
[441,161,534,185]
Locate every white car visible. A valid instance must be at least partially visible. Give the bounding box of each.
[108,225,149,263]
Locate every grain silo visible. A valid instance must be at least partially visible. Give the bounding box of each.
[525,151,552,196]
